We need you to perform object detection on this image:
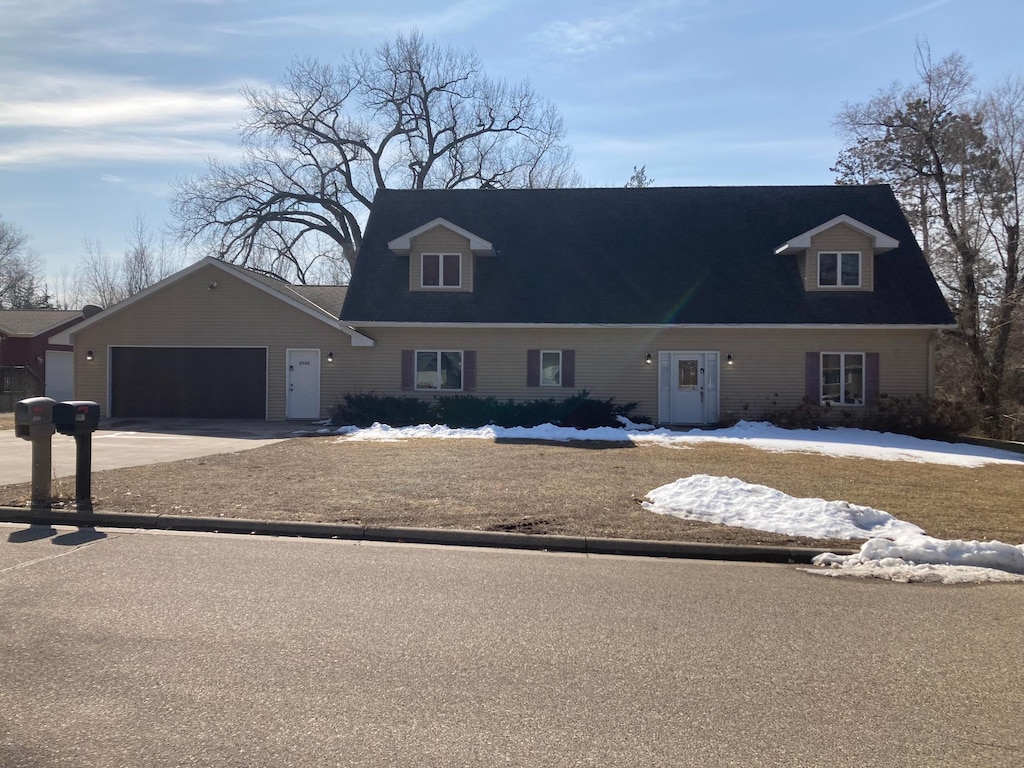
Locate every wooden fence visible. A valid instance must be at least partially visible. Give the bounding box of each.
[1,366,43,411]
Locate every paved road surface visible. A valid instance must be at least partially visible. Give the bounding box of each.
[0,419,307,485]
[1,524,1021,767]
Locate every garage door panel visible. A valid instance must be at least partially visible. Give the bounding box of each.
[111,347,266,419]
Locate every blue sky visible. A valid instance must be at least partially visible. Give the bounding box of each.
[1,0,1021,287]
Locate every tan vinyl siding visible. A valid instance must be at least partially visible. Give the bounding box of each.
[806,223,874,291]
[338,326,937,423]
[73,264,352,420]
[408,227,474,292]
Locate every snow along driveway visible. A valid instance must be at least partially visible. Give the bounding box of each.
[321,420,1024,584]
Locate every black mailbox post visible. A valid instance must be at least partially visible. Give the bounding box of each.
[53,401,101,509]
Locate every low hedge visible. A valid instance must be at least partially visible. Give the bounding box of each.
[331,390,645,430]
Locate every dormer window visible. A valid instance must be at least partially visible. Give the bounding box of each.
[818,251,861,288]
[421,253,461,288]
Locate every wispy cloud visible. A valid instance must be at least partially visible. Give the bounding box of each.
[0,73,248,129]
[0,73,248,168]
[810,0,954,48]
[210,0,507,40]
[529,0,696,58]
[0,135,244,167]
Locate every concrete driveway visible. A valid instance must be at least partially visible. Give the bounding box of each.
[0,418,316,485]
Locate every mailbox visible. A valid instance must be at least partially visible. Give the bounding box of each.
[14,396,56,440]
[54,401,101,437]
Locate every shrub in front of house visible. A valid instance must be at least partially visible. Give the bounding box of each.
[330,393,435,428]
[331,391,643,429]
[753,394,974,440]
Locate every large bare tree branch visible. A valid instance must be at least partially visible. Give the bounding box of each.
[173,31,579,284]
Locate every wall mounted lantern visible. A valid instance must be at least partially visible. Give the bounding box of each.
[86,350,94,361]
[645,353,653,365]
[327,352,334,363]
[726,354,734,366]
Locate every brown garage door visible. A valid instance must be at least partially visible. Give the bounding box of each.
[110,347,267,419]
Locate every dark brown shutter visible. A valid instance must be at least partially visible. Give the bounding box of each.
[562,349,575,388]
[865,352,880,405]
[463,350,477,391]
[401,350,414,390]
[527,349,540,387]
[805,352,820,403]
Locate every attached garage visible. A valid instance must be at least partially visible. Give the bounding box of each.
[110,347,267,419]
[54,258,373,420]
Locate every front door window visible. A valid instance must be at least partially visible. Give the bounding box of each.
[678,359,698,389]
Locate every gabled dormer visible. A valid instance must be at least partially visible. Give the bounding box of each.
[775,214,899,293]
[387,218,493,293]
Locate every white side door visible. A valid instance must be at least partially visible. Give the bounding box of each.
[45,350,74,402]
[286,349,320,419]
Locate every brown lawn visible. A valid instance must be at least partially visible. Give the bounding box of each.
[2,434,1021,549]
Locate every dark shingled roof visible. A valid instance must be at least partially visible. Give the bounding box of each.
[341,186,955,326]
[291,285,348,317]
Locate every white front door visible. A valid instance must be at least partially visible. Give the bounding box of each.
[658,351,720,425]
[286,349,320,419]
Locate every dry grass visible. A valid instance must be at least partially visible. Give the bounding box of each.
[0,411,13,431]
[2,435,1022,548]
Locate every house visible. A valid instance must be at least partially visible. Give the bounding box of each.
[1,309,86,409]
[61,185,955,424]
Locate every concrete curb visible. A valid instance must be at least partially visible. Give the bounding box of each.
[0,506,853,565]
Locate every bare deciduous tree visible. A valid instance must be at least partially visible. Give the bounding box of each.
[73,215,185,308]
[172,31,580,283]
[0,214,49,309]
[624,165,655,188]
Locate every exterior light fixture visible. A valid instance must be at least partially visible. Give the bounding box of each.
[86,350,94,361]
[726,354,734,365]
[327,352,334,363]
[208,281,217,290]
[645,353,653,365]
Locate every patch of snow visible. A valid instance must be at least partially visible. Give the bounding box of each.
[641,474,1024,585]
[806,562,1024,584]
[616,415,656,431]
[642,475,923,540]
[328,420,1024,468]
[813,535,1024,583]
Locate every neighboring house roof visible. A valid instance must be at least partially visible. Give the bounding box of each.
[342,186,956,327]
[0,310,84,337]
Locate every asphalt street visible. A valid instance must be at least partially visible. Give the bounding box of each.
[1,524,1022,767]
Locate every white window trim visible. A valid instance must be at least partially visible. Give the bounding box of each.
[539,350,562,387]
[420,253,462,289]
[817,251,861,288]
[414,349,464,391]
[820,351,866,406]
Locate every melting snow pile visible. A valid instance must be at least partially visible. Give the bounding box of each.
[642,474,924,540]
[323,419,1024,468]
[643,475,1024,584]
